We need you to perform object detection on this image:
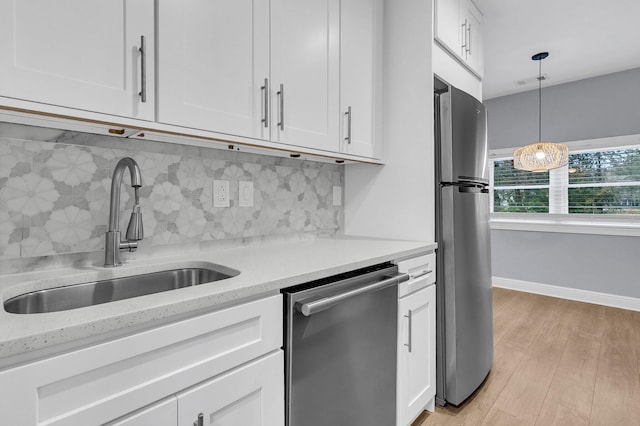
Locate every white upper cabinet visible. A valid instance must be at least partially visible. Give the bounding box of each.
[270,0,340,152]
[462,0,484,77]
[434,0,460,56]
[339,0,383,159]
[434,0,484,77]
[0,0,155,120]
[158,0,343,154]
[0,0,382,161]
[157,0,270,140]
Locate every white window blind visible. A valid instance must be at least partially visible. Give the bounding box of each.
[491,144,640,216]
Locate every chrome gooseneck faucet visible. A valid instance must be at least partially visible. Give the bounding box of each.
[105,157,144,267]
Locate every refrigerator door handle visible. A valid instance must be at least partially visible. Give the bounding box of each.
[441,181,488,193]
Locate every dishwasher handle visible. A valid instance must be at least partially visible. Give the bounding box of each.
[296,273,409,316]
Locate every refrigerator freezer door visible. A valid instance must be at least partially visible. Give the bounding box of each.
[439,186,493,405]
[439,87,488,183]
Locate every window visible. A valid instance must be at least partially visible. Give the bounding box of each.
[488,135,640,236]
[492,159,549,213]
[568,150,640,214]
[491,146,640,215]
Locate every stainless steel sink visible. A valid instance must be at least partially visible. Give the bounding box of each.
[4,266,240,314]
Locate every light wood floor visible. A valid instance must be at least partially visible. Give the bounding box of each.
[413,288,640,426]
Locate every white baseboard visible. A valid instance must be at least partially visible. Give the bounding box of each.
[492,277,640,312]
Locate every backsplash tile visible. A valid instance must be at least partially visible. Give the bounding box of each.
[0,123,344,261]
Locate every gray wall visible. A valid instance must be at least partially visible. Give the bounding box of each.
[486,67,640,148]
[485,68,640,298]
[491,230,640,298]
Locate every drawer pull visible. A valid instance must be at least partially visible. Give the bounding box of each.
[411,269,433,279]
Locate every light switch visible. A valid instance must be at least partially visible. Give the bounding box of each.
[239,181,254,207]
[213,180,230,207]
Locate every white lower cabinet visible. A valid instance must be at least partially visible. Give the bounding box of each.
[397,254,437,426]
[178,351,284,426]
[0,294,283,426]
[105,397,177,426]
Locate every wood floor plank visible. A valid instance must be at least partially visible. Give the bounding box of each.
[489,298,570,424]
[481,406,531,426]
[416,341,525,426]
[492,291,526,344]
[533,331,600,426]
[566,300,605,339]
[491,287,520,314]
[498,293,561,352]
[590,306,640,426]
[413,289,640,426]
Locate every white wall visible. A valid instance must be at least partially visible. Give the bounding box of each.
[345,0,435,242]
[486,68,640,301]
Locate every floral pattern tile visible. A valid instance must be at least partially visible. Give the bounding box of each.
[0,122,344,259]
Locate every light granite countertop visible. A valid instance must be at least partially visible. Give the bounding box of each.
[0,237,436,363]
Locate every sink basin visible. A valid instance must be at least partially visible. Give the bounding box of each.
[4,266,240,314]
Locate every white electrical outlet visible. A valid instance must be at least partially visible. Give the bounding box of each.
[239,181,254,207]
[213,180,230,207]
[332,186,342,206]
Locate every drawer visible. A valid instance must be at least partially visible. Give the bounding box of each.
[0,294,282,426]
[397,253,436,297]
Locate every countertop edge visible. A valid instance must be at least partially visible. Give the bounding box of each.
[0,238,436,364]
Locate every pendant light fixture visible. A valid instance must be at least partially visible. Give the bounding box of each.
[513,52,569,172]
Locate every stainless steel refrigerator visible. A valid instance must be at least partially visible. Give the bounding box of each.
[434,83,493,406]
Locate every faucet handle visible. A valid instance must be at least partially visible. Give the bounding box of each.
[125,204,144,241]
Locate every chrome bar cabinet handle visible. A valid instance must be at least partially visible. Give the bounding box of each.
[193,413,203,426]
[345,106,352,144]
[138,35,147,103]
[460,20,467,55]
[404,310,413,352]
[261,78,269,128]
[277,83,285,131]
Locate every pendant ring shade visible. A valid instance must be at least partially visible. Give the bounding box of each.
[513,142,568,172]
[513,52,569,172]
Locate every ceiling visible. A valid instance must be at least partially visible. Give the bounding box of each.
[478,0,640,99]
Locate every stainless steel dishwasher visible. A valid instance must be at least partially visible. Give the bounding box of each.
[283,263,409,426]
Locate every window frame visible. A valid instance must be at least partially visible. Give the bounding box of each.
[488,134,640,236]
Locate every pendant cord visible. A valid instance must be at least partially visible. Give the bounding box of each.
[538,59,542,142]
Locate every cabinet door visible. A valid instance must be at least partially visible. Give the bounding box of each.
[340,0,382,159]
[461,0,484,77]
[434,0,460,56]
[177,351,284,426]
[270,0,340,152]
[105,397,177,426]
[397,284,436,426]
[157,0,270,139]
[0,0,154,120]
